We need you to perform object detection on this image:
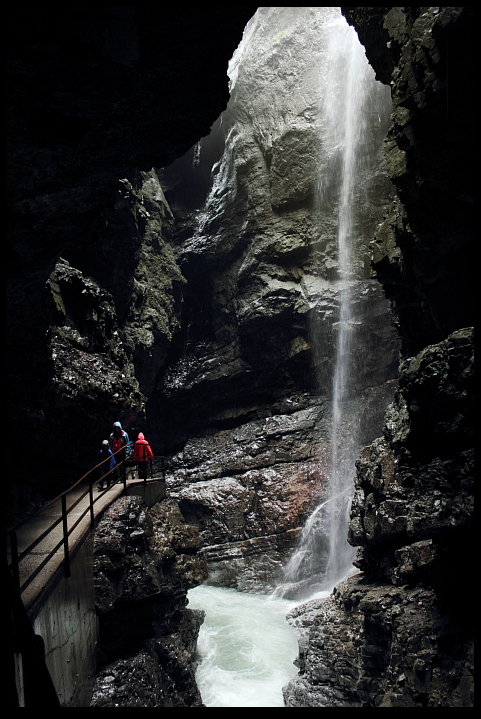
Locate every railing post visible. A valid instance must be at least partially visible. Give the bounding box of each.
[61,494,71,578]
[122,450,127,491]
[89,478,95,529]
[142,443,147,486]
[10,530,20,592]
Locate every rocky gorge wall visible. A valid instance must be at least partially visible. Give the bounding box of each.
[153,6,400,591]
[90,494,207,707]
[282,8,474,707]
[284,327,474,707]
[7,7,255,707]
[7,7,256,521]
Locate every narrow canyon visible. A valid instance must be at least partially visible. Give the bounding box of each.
[8,7,473,708]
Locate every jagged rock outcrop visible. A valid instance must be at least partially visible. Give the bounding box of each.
[42,170,184,451]
[350,327,473,584]
[90,495,207,707]
[344,7,474,358]
[285,574,473,708]
[283,8,474,707]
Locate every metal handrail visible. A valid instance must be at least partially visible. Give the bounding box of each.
[7,445,165,597]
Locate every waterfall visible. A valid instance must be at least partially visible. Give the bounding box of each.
[179,8,396,708]
[322,14,373,591]
[276,14,392,600]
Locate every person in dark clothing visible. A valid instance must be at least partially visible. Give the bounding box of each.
[98,440,115,490]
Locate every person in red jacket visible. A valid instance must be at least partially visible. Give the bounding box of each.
[133,432,154,480]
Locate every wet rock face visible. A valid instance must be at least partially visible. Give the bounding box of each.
[350,328,474,588]
[284,574,474,708]
[7,7,256,518]
[152,7,399,587]
[343,7,475,357]
[91,495,207,707]
[164,381,397,592]
[168,403,328,592]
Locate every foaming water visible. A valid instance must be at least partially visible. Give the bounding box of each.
[188,585,299,707]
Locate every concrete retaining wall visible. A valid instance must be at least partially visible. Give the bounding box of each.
[14,480,166,707]
[29,533,98,707]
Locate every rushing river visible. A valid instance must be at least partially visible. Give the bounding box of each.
[187,585,300,707]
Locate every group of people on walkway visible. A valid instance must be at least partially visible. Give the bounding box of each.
[97,421,154,489]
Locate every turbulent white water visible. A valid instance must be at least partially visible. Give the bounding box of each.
[188,585,299,707]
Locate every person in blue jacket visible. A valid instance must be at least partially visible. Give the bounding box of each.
[98,439,115,490]
[109,421,131,479]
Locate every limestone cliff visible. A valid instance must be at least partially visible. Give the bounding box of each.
[90,494,207,707]
[153,6,400,591]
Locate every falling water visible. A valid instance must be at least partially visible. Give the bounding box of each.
[322,14,371,592]
[276,13,392,599]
